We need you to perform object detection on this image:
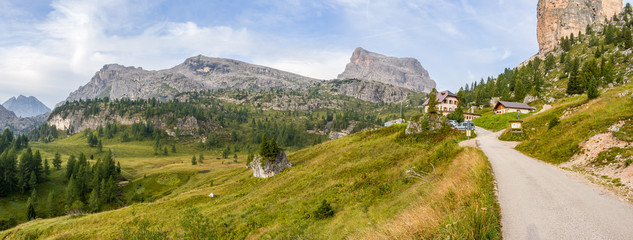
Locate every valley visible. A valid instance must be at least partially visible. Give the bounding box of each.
[4,0,633,239]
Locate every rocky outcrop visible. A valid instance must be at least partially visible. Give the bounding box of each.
[247,152,292,178]
[2,95,51,118]
[62,55,319,105]
[537,0,622,56]
[47,105,212,136]
[405,114,445,135]
[337,47,436,93]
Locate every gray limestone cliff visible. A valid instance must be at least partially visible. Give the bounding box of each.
[62,55,320,104]
[337,47,436,93]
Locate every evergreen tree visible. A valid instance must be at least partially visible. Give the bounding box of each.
[544,54,556,72]
[44,159,50,176]
[163,147,168,156]
[427,88,438,114]
[65,155,76,180]
[28,171,37,192]
[191,155,197,165]
[47,191,55,218]
[88,188,100,213]
[198,153,204,164]
[65,176,77,205]
[567,58,584,95]
[26,197,36,220]
[53,152,62,170]
[171,144,176,153]
[587,76,600,99]
[222,146,230,159]
[30,188,38,209]
[97,140,103,153]
[447,102,465,122]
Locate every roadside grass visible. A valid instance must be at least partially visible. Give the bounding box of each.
[355,148,501,240]
[515,84,633,164]
[0,125,501,239]
[473,112,530,132]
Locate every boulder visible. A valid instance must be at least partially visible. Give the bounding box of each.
[405,113,445,135]
[247,151,292,178]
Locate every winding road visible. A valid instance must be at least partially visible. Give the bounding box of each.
[475,127,633,240]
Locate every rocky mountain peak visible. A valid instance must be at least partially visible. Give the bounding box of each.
[62,55,319,105]
[337,47,436,93]
[537,0,622,57]
[2,95,51,118]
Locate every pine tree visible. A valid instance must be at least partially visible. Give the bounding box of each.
[47,191,55,218]
[191,155,197,165]
[65,155,76,180]
[88,188,100,213]
[222,146,230,159]
[44,159,50,176]
[65,176,77,205]
[30,188,38,209]
[427,88,438,114]
[163,147,168,156]
[97,140,103,153]
[28,171,37,191]
[171,144,176,153]
[26,197,36,220]
[587,76,600,99]
[198,153,204,164]
[566,59,584,95]
[53,152,62,170]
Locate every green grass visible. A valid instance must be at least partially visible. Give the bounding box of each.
[0,125,500,239]
[514,84,633,164]
[473,112,530,132]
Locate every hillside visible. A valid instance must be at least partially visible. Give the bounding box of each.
[0,125,500,239]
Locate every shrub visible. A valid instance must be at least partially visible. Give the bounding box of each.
[312,200,335,219]
[548,117,560,130]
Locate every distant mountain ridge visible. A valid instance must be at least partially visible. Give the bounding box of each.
[62,55,320,104]
[337,47,436,93]
[0,104,48,134]
[2,95,51,118]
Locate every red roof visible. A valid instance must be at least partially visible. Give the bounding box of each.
[423,90,458,106]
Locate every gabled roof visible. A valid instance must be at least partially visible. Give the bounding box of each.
[422,90,458,106]
[494,101,536,110]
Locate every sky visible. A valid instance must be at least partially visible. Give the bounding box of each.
[1,0,632,108]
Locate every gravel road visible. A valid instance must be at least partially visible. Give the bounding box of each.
[475,127,633,240]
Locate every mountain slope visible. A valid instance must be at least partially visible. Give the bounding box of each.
[0,104,47,134]
[0,126,500,239]
[338,47,436,93]
[2,95,51,118]
[63,55,320,104]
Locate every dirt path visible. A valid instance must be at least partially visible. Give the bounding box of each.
[475,127,633,239]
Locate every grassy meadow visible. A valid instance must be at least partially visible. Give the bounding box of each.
[0,124,501,239]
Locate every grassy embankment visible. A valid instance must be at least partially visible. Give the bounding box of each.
[510,84,633,164]
[1,124,500,239]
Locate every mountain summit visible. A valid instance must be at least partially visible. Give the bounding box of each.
[63,55,320,103]
[2,95,51,118]
[337,47,436,93]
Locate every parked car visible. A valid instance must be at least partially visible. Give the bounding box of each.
[448,120,458,128]
[456,122,475,131]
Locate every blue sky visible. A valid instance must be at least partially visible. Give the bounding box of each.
[0,0,631,107]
